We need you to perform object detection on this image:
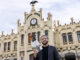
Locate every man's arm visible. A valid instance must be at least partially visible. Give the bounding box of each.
[53,47,60,60]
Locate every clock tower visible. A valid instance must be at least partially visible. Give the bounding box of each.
[17,1,55,60]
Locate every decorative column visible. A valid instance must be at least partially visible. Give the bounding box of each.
[48,29,54,46]
[24,32,29,60]
[17,34,21,60]
[73,30,78,45]
[41,29,44,36]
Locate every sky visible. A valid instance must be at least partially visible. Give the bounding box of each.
[0,0,80,35]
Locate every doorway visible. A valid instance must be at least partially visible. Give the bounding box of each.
[29,54,34,60]
[65,52,76,60]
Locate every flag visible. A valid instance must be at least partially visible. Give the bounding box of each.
[30,33,32,41]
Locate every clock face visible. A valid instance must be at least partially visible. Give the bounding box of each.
[30,18,37,26]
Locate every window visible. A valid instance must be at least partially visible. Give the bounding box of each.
[37,31,40,41]
[68,32,73,43]
[21,34,24,45]
[0,43,1,50]
[45,30,48,38]
[8,42,11,51]
[29,54,34,60]
[62,33,67,44]
[21,57,24,60]
[78,56,80,60]
[14,41,17,51]
[32,32,36,42]
[20,51,24,60]
[77,31,80,42]
[4,59,10,60]
[14,58,17,60]
[20,51,24,56]
[4,42,7,51]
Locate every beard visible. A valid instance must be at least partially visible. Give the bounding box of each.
[42,41,48,45]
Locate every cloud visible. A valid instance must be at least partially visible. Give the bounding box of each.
[52,0,80,24]
[0,0,80,35]
[35,0,80,25]
[0,23,17,35]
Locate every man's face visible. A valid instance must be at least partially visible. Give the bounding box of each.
[41,36,48,45]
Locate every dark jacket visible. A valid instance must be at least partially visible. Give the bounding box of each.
[34,45,60,60]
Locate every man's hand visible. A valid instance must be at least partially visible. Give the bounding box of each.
[34,50,38,58]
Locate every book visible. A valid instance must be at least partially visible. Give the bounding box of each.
[31,40,42,52]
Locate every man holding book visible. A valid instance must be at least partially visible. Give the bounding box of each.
[33,35,60,60]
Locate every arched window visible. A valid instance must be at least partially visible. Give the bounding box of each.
[37,31,40,41]
[0,43,1,50]
[32,32,36,42]
[21,34,24,45]
[14,41,17,51]
[4,42,7,51]
[29,54,34,60]
[13,58,17,60]
[77,31,80,42]
[68,32,73,43]
[8,42,11,51]
[45,30,48,38]
[62,33,67,44]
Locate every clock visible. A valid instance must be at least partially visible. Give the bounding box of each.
[30,18,37,26]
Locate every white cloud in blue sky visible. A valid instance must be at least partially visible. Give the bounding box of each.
[0,0,80,35]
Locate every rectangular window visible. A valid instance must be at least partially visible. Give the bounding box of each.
[4,42,7,51]
[32,32,36,42]
[0,43,1,50]
[37,31,40,41]
[29,54,34,60]
[20,51,24,56]
[77,31,80,42]
[21,34,24,45]
[21,57,24,60]
[68,32,73,43]
[4,59,10,60]
[62,33,67,44]
[14,58,17,60]
[45,30,48,38]
[78,56,80,60]
[14,41,17,51]
[8,42,11,51]
[0,43,1,51]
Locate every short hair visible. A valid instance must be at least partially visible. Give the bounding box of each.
[40,35,48,40]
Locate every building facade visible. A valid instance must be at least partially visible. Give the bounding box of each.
[55,17,80,60]
[0,2,80,60]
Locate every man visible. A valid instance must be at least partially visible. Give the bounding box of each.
[34,35,60,60]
